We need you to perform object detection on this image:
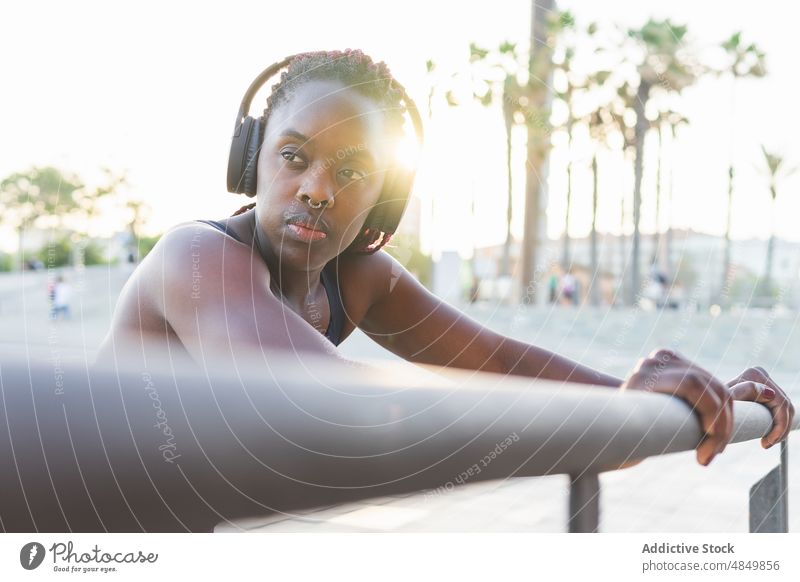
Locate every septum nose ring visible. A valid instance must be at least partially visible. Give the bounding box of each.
[307,199,325,209]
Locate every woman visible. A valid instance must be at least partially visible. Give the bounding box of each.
[96,49,793,467]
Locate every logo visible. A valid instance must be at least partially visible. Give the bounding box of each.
[20,542,46,570]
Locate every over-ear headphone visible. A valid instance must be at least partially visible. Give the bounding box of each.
[226,53,424,245]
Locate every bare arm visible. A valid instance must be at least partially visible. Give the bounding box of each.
[356,253,796,465]
[357,252,621,387]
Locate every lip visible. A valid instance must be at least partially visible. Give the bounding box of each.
[285,213,329,243]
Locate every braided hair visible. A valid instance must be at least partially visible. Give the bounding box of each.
[233,49,408,254]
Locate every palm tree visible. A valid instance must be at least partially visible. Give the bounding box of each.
[520,0,558,302]
[758,146,797,293]
[650,109,687,271]
[627,20,698,301]
[718,33,766,304]
[465,41,525,278]
[501,76,516,278]
[587,103,615,306]
[663,111,688,276]
[424,59,437,118]
[548,12,582,271]
[605,82,637,303]
[465,8,570,289]
[423,57,460,271]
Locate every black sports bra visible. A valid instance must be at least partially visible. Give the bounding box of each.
[195,219,345,346]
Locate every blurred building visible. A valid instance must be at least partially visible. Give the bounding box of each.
[464,229,800,308]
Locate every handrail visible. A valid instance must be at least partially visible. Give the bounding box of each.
[0,347,795,532]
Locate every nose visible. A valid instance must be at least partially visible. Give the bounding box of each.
[296,162,335,209]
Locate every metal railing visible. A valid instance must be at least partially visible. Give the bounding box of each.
[0,348,795,532]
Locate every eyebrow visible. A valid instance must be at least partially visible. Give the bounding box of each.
[279,129,312,143]
[279,127,376,165]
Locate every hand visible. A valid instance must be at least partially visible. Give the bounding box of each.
[726,366,795,449]
[621,349,733,466]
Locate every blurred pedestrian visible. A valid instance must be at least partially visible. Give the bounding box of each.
[50,275,71,320]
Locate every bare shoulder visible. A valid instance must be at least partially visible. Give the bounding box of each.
[151,220,256,263]
[145,221,269,306]
[151,221,264,274]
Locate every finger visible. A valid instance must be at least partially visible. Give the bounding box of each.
[728,381,790,448]
[763,400,792,449]
[647,348,684,364]
[755,374,794,445]
[729,381,775,403]
[687,376,731,464]
[726,366,768,388]
[655,372,727,465]
[714,387,734,457]
[752,366,771,381]
[630,358,649,376]
[696,435,718,467]
[708,381,734,457]
[621,370,655,392]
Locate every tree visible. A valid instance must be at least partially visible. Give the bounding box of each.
[124,196,152,263]
[0,166,82,269]
[717,32,766,304]
[550,12,582,271]
[758,146,797,292]
[604,81,637,304]
[75,167,129,235]
[436,3,564,301]
[587,102,616,306]
[72,167,129,268]
[662,111,688,277]
[552,17,611,277]
[0,252,14,272]
[650,109,687,272]
[463,40,527,279]
[35,235,72,267]
[519,0,558,303]
[626,20,698,301]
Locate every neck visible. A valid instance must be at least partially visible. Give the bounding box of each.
[249,211,326,305]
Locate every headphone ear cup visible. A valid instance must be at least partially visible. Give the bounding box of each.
[226,116,261,196]
[242,118,262,196]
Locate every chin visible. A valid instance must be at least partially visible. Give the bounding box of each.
[279,241,336,270]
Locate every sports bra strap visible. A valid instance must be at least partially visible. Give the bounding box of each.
[195,219,246,244]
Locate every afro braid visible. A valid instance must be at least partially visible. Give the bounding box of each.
[264,49,406,134]
[232,49,409,254]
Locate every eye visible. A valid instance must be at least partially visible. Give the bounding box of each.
[338,168,366,182]
[280,149,305,164]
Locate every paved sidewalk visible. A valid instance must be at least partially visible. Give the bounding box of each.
[215,437,797,533]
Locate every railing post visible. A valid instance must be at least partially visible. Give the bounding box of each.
[749,440,789,533]
[781,440,789,532]
[568,473,600,533]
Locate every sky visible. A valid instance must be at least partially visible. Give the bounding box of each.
[1,0,798,257]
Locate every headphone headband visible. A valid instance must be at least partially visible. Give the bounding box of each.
[231,56,294,139]
[231,54,423,146]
